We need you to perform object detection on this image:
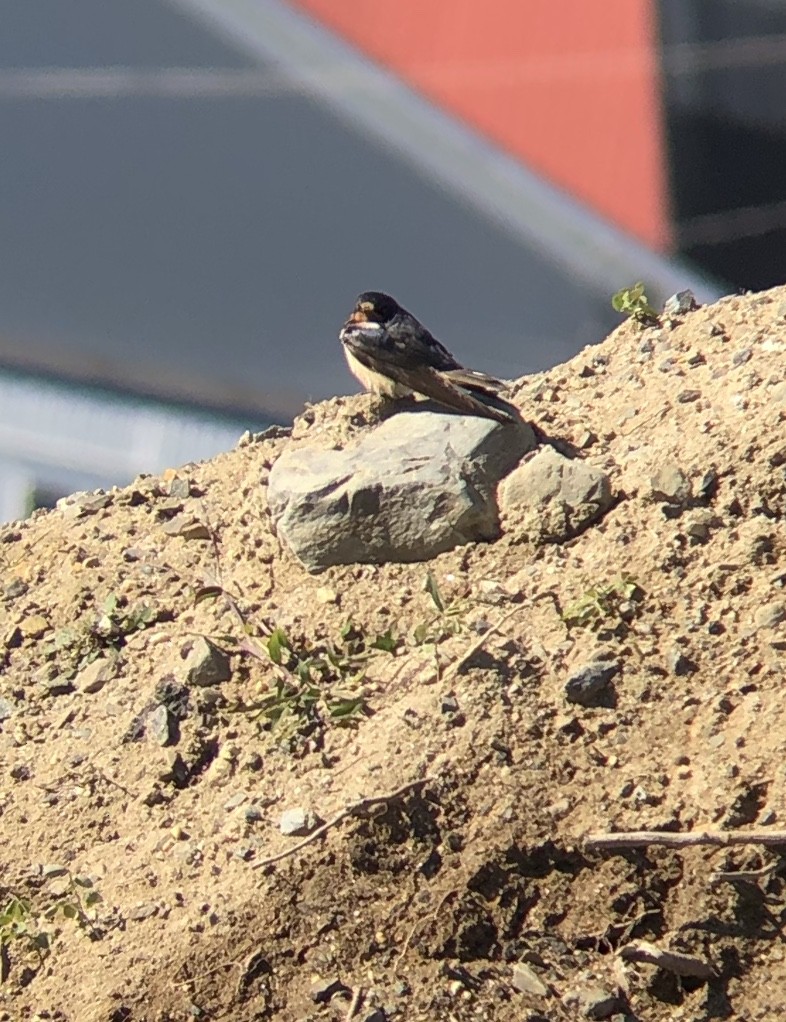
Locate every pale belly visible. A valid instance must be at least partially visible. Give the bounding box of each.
[343,349,411,399]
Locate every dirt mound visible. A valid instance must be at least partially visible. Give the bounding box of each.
[2,285,786,1021]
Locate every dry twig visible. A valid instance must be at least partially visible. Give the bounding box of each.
[345,986,364,1020]
[585,828,786,851]
[253,777,435,869]
[442,604,523,683]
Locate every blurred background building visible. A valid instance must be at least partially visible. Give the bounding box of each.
[1,0,781,520]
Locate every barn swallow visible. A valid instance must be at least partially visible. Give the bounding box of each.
[339,291,515,424]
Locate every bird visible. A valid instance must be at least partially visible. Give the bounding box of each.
[339,291,516,424]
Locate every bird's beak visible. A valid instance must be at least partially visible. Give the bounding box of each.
[348,309,368,323]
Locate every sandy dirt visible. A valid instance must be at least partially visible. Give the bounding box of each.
[2,284,786,1021]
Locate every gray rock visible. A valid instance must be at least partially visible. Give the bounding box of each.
[0,697,14,721]
[148,705,173,746]
[279,807,320,836]
[499,447,613,542]
[563,984,622,1019]
[182,637,231,687]
[511,962,549,996]
[268,410,535,570]
[565,660,620,707]
[663,290,698,316]
[650,463,692,504]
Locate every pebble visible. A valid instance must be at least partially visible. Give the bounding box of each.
[755,602,786,629]
[182,637,231,687]
[650,464,692,504]
[562,983,622,1019]
[279,807,319,837]
[76,658,114,694]
[148,705,173,746]
[663,290,698,316]
[511,962,549,996]
[19,614,51,639]
[565,660,620,707]
[162,514,211,540]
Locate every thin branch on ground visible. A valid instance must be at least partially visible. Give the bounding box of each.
[442,604,523,683]
[710,860,785,885]
[252,777,435,869]
[619,939,714,980]
[345,986,364,1020]
[585,829,786,851]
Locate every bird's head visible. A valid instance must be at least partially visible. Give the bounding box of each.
[347,291,401,327]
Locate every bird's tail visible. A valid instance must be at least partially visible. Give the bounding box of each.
[443,368,510,396]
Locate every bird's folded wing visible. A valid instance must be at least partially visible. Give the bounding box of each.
[343,331,515,423]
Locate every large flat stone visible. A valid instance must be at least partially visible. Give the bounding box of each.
[268,410,535,570]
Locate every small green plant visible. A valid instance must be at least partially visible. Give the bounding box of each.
[611,281,659,326]
[411,571,470,645]
[0,871,103,980]
[239,621,398,743]
[41,593,161,678]
[561,575,644,632]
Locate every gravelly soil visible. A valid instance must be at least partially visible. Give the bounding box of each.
[2,285,786,1022]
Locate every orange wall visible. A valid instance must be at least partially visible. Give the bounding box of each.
[290,0,671,250]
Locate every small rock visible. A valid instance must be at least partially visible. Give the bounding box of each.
[316,587,338,605]
[19,614,50,639]
[127,902,159,921]
[0,697,14,721]
[168,477,192,499]
[563,983,622,1019]
[499,447,614,542]
[732,347,752,367]
[309,976,349,1004]
[511,962,549,996]
[162,514,211,540]
[565,660,620,707]
[148,705,173,746]
[39,675,75,698]
[280,807,320,837]
[667,648,697,676]
[76,658,114,694]
[677,389,701,403]
[182,637,231,687]
[441,694,459,714]
[650,464,692,504]
[3,578,28,600]
[663,290,698,316]
[755,602,786,629]
[76,492,112,514]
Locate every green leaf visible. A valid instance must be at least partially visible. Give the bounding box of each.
[266,628,289,665]
[85,891,103,907]
[328,695,365,719]
[72,876,93,889]
[424,571,445,613]
[370,630,397,653]
[60,903,78,920]
[412,622,431,646]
